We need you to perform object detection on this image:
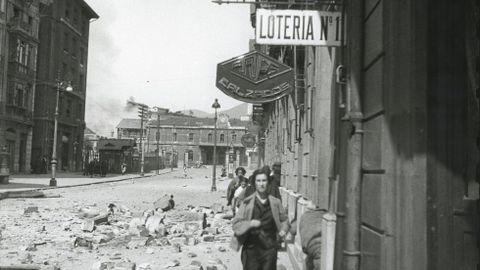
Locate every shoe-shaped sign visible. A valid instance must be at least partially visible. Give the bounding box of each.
[216,50,294,104]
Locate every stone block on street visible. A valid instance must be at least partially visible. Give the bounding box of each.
[113,262,135,270]
[126,237,148,249]
[203,235,215,242]
[211,203,224,214]
[79,207,100,218]
[24,206,39,215]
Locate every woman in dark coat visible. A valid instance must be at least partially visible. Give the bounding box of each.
[232,167,290,270]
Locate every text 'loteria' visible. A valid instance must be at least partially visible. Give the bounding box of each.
[256,9,344,47]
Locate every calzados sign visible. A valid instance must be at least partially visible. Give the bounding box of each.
[256,9,344,46]
[216,51,294,104]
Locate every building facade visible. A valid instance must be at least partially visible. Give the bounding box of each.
[0,0,41,173]
[31,0,98,173]
[117,114,250,168]
[217,1,480,269]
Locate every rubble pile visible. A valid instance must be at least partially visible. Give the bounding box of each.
[0,196,235,270]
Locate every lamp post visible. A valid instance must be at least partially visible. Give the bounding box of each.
[49,79,73,187]
[211,98,221,192]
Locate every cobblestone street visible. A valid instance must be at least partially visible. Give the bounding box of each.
[0,168,292,270]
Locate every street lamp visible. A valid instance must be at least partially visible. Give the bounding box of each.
[49,79,73,187]
[211,98,221,192]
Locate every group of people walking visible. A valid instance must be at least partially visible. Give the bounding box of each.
[228,163,288,270]
[83,159,109,177]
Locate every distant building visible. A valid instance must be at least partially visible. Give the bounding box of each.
[0,0,41,173]
[96,138,135,174]
[83,126,99,165]
[31,0,98,173]
[117,113,250,168]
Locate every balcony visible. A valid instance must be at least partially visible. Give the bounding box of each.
[7,17,38,38]
[8,61,35,80]
[4,103,33,124]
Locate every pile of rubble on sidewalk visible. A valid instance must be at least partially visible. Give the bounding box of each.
[0,194,235,270]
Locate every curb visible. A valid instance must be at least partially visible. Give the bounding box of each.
[0,169,176,197]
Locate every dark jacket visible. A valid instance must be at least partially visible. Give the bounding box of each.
[231,193,289,251]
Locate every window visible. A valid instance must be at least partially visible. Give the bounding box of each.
[13,7,20,18]
[188,133,194,142]
[62,62,67,77]
[188,150,193,161]
[78,74,84,92]
[64,1,70,19]
[6,87,14,105]
[16,40,29,66]
[71,37,77,57]
[173,132,177,141]
[15,84,24,107]
[207,133,213,142]
[232,133,237,142]
[73,8,79,26]
[220,134,225,143]
[63,32,69,51]
[24,84,31,108]
[0,0,5,13]
[77,103,83,117]
[66,100,72,117]
[79,47,85,64]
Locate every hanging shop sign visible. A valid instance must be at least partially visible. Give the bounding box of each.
[241,133,256,148]
[216,50,294,104]
[256,9,344,46]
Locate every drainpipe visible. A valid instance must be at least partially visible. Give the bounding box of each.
[343,0,364,270]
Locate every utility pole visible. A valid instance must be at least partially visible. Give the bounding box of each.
[138,104,148,176]
[156,111,160,174]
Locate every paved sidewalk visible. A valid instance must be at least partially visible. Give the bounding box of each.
[0,168,175,192]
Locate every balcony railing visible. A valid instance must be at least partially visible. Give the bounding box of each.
[7,17,38,38]
[8,61,35,79]
[5,103,33,123]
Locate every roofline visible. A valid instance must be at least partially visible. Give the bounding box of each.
[80,0,99,19]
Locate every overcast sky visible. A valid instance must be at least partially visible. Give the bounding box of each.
[83,0,253,135]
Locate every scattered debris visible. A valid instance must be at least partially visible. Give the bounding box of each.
[163,260,180,268]
[24,206,39,215]
[73,237,93,249]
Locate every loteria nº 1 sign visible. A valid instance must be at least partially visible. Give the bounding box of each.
[256,9,344,46]
[216,51,294,104]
